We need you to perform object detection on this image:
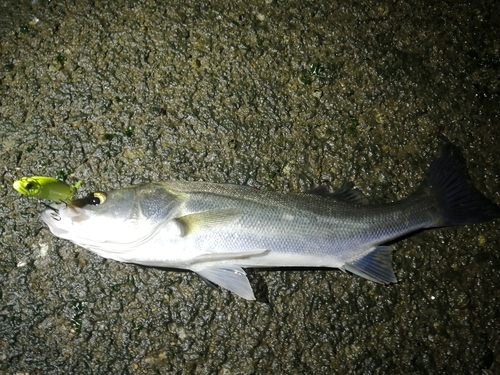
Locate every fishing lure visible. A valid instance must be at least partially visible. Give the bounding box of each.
[13,176,81,201]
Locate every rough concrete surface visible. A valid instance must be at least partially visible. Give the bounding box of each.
[1,0,499,374]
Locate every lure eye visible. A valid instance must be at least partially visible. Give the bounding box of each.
[89,192,107,205]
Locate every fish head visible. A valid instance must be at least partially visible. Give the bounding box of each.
[40,183,182,255]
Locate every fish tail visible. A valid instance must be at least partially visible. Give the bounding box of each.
[421,141,500,227]
[344,142,499,285]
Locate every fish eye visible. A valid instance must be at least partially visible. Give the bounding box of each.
[88,192,107,205]
[69,192,107,208]
[25,182,34,190]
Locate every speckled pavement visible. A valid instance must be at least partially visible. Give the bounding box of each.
[1,1,499,373]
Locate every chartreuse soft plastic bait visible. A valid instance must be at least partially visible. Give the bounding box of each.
[13,176,81,201]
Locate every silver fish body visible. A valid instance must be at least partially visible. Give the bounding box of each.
[41,143,500,299]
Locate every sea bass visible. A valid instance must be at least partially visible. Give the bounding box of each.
[41,142,500,300]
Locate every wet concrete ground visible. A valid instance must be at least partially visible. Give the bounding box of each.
[1,0,499,373]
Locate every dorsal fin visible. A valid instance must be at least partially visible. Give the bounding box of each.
[305,182,368,205]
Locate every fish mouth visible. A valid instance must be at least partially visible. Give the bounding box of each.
[40,202,90,228]
[40,203,89,238]
[41,202,62,221]
[40,205,68,237]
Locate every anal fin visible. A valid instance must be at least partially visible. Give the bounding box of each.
[343,246,397,284]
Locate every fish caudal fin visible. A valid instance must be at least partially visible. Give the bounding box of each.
[344,141,499,285]
[422,141,500,227]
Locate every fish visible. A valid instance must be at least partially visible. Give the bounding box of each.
[40,142,500,300]
[13,176,81,201]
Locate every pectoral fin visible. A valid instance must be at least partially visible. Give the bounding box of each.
[343,246,397,284]
[193,265,256,300]
[175,208,241,236]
